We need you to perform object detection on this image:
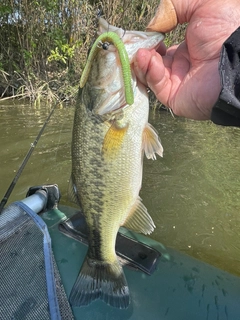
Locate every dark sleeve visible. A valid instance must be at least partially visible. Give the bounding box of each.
[211,27,240,127]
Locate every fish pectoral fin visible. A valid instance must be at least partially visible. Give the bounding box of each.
[102,121,128,157]
[122,197,155,235]
[142,123,163,160]
[68,174,81,206]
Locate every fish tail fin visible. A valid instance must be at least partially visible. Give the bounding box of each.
[69,256,130,309]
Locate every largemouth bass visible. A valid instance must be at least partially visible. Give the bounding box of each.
[69,18,164,309]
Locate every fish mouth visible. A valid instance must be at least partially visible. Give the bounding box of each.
[98,17,165,61]
[93,19,165,116]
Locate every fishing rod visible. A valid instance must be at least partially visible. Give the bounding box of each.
[0,102,59,214]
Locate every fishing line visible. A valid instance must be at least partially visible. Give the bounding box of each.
[0,101,59,213]
[52,111,65,164]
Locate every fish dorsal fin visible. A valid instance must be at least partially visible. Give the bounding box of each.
[102,121,128,158]
[122,197,155,235]
[68,174,81,206]
[142,123,163,160]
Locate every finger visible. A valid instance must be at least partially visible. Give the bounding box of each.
[133,49,155,86]
[156,42,167,55]
[134,49,173,107]
[140,50,172,107]
[147,0,204,32]
[165,44,179,57]
[144,43,191,108]
[162,55,173,69]
[147,0,178,33]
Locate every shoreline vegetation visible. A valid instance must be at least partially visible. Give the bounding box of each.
[0,0,186,106]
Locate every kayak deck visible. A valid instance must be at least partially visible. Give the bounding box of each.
[42,205,240,320]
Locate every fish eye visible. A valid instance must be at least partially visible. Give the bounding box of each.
[102,42,110,50]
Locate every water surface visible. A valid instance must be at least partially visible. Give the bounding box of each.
[0,102,239,276]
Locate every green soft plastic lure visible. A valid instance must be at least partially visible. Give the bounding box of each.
[80,31,134,105]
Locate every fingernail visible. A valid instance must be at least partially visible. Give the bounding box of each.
[147,0,178,33]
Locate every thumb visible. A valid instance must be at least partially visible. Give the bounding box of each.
[147,0,202,32]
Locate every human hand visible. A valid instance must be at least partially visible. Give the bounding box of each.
[134,0,240,120]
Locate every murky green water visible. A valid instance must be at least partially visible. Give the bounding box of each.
[0,101,240,276]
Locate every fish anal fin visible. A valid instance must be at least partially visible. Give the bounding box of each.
[122,197,155,235]
[102,122,128,158]
[142,123,163,160]
[69,256,130,309]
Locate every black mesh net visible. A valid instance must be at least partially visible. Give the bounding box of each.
[0,203,74,320]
